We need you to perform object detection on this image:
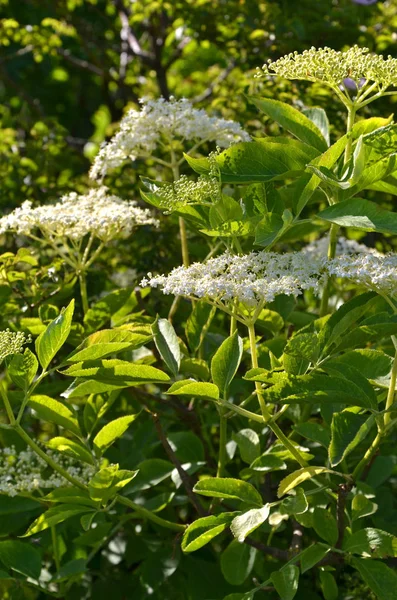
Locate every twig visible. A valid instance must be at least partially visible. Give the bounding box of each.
[152,412,207,517]
[289,520,303,554]
[244,537,289,561]
[336,482,352,548]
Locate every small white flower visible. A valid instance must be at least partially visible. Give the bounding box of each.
[327,253,397,297]
[90,97,250,180]
[302,235,383,259]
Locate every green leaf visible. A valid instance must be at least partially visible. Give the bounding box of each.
[292,422,330,448]
[300,544,330,573]
[319,571,338,600]
[351,495,378,521]
[352,557,397,600]
[42,488,98,508]
[283,332,319,375]
[47,436,94,465]
[211,331,243,398]
[167,431,205,463]
[302,107,330,145]
[250,97,328,152]
[212,138,320,184]
[332,349,393,379]
[270,565,300,600]
[93,414,139,455]
[167,379,219,400]
[230,505,270,542]
[345,528,397,558]
[29,394,81,437]
[193,477,263,506]
[0,495,40,515]
[8,349,38,391]
[281,488,308,515]
[125,458,173,493]
[88,465,138,504]
[312,507,338,546]
[232,429,260,464]
[35,299,74,369]
[278,467,332,497]
[61,360,170,398]
[329,411,375,467]
[220,539,256,585]
[0,540,41,580]
[308,136,365,190]
[66,328,151,362]
[262,371,376,410]
[22,504,92,537]
[151,317,181,377]
[182,513,236,553]
[318,198,397,235]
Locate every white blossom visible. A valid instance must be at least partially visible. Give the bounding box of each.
[142,250,326,309]
[0,445,94,497]
[90,97,250,180]
[0,187,159,243]
[327,253,397,298]
[302,235,383,259]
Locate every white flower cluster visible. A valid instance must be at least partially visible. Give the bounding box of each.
[302,235,382,259]
[0,330,30,364]
[327,253,397,298]
[0,445,94,497]
[259,46,397,90]
[142,250,326,308]
[154,175,220,212]
[0,187,159,243]
[90,97,250,180]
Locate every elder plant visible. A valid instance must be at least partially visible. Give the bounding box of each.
[0,46,397,599]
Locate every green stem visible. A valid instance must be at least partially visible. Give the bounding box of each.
[79,271,89,315]
[179,216,190,268]
[352,343,397,481]
[51,526,61,573]
[216,408,227,477]
[247,322,308,467]
[116,495,185,532]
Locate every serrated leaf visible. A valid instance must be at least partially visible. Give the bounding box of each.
[230,505,270,542]
[345,528,397,557]
[351,495,378,521]
[47,436,94,465]
[318,197,397,235]
[194,477,263,506]
[66,328,151,362]
[167,379,219,400]
[352,557,397,600]
[29,395,81,437]
[249,453,287,473]
[182,513,236,552]
[22,504,93,537]
[278,467,332,497]
[35,299,74,369]
[0,540,41,580]
[281,488,308,515]
[93,414,139,455]
[232,429,260,464]
[8,349,38,391]
[151,317,181,377]
[270,565,300,600]
[329,411,375,467]
[211,331,243,398]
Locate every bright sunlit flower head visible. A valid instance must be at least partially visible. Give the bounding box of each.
[258,46,397,96]
[142,250,326,310]
[90,97,250,180]
[327,253,397,298]
[0,187,159,243]
[302,235,383,259]
[0,330,30,365]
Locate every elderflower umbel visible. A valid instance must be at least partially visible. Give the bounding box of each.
[0,330,30,364]
[90,97,250,180]
[0,187,159,243]
[302,235,383,259]
[142,250,326,309]
[0,445,94,497]
[327,253,397,298]
[152,174,221,212]
[258,46,397,92]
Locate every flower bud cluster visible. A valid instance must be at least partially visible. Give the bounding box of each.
[155,175,220,212]
[142,250,326,308]
[0,187,159,243]
[259,46,397,91]
[0,445,94,497]
[0,330,31,364]
[89,97,250,180]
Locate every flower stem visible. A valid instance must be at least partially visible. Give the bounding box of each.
[247,322,308,467]
[116,495,185,532]
[79,271,89,315]
[216,408,227,477]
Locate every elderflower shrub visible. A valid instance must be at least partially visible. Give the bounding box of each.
[142,250,326,310]
[259,45,397,91]
[0,446,94,496]
[0,330,30,364]
[89,97,250,180]
[0,186,159,243]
